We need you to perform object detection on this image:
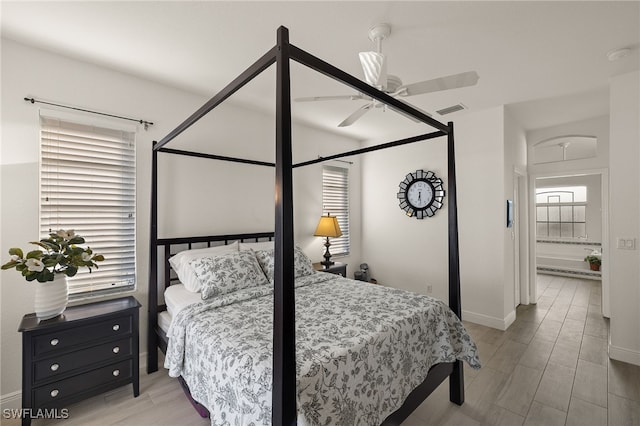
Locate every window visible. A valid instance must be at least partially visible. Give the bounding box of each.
[532,136,597,164]
[40,116,136,297]
[321,165,350,256]
[536,186,587,239]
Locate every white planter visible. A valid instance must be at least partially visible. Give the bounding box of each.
[34,274,68,321]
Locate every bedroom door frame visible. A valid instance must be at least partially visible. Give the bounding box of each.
[513,169,529,306]
[528,168,610,317]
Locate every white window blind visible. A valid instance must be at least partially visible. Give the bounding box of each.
[322,165,350,256]
[40,116,136,297]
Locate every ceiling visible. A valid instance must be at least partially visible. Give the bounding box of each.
[2,1,639,141]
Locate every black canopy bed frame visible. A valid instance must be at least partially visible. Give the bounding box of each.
[148,26,464,425]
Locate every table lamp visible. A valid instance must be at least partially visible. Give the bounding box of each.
[313,213,342,267]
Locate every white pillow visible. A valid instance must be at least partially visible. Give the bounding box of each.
[239,241,274,251]
[168,241,239,292]
[189,250,270,299]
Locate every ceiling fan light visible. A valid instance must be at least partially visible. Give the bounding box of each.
[359,51,387,89]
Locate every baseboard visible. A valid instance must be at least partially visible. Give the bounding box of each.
[609,344,640,366]
[0,390,21,410]
[536,266,601,281]
[462,309,516,331]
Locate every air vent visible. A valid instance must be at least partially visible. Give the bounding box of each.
[436,103,467,116]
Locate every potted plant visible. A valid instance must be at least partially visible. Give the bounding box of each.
[584,255,601,271]
[2,230,104,320]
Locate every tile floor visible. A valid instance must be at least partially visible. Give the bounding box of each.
[22,274,640,425]
[402,274,640,426]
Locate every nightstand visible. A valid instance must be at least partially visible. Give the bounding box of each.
[313,262,347,277]
[18,296,141,426]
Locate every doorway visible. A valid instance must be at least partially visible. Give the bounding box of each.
[529,170,610,317]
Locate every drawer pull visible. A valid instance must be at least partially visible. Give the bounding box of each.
[50,363,59,372]
[50,389,59,398]
[112,324,120,331]
[112,346,120,354]
[50,338,59,346]
[112,369,120,377]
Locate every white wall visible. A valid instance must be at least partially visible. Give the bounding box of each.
[155,106,362,258]
[361,106,525,330]
[608,70,640,366]
[360,132,449,297]
[0,39,362,403]
[458,107,511,328]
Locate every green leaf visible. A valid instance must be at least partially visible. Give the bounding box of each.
[8,248,23,258]
[70,247,84,256]
[1,261,18,270]
[92,255,105,262]
[68,236,84,245]
[30,241,50,251]
[26,250,43,259]
[36,240,60,251]
[43,258,58,267]
[65,265,78,277]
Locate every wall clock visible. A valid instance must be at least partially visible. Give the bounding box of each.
[397,169,445,219]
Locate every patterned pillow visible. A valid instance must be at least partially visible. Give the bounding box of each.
[168,241,239,292]
[189,250,269,299]
[254,246,315,281]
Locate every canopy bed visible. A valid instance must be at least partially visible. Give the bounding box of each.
[148,26,479,425]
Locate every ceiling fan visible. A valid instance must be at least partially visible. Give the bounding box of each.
[295,23,479,127]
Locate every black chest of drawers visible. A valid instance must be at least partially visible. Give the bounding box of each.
[313,261,347,277]
[18,296,141,426]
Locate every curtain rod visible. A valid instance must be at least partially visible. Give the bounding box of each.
[24,97,154,130]
[321,156,353,165]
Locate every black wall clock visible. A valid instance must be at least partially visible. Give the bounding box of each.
[397,169,445,219]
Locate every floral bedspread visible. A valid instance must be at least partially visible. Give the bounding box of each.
[164,273,481,426]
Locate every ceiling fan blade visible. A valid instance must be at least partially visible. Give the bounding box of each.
[359,51,387,90]
[294,94,366,102]
[338,103,373,127]
[397,71,479,97]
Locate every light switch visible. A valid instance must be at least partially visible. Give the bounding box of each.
[617,237,637,250]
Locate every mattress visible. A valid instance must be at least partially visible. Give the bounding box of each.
[164,272,481,426]
[165,283,202,317]
[159,284,203,333]
[158,311,172,333]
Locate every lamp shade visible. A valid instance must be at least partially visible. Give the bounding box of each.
[314,215,342,238]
